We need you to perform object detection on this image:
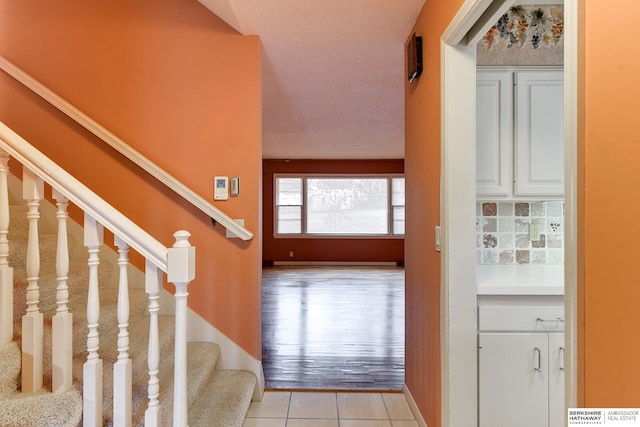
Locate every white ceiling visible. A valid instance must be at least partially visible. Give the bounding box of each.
[198,0,426,159]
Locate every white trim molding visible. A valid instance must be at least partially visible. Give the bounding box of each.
[403,384,428,427]
[439,1,578,426]
[563,0,579,411]
[440,38,479,427]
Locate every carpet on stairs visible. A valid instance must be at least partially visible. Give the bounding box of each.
[1,203,257,426]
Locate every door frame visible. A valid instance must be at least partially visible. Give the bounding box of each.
[439,1,578,426]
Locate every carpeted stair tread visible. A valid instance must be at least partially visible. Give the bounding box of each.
[0,342,21,397]
[0,388,82,427]
[188,369,257,427]
[153,341,222,427]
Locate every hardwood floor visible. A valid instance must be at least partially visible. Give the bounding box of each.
[262,266,405,391]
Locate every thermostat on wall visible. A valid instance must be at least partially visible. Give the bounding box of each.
[214,176,229,200]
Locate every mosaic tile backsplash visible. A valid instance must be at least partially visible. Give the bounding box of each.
[477,201,564,265]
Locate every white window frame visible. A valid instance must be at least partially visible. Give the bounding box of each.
[274,174,405,238]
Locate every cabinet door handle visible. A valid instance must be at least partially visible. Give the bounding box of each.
[559,346,566,371]
[537,317,564,323]
[534,347,542,373]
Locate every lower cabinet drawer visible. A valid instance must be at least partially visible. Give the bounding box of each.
[479,305,564,332]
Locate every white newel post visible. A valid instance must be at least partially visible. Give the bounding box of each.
[0,150,12,346]
[144,261,163,427]
[167,231,195,427]
[22,169,44,393]
[114,236,132,427]
[52,189,73,393]
[84,213,104,427]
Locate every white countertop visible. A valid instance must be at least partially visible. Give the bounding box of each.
[476,264,564,295]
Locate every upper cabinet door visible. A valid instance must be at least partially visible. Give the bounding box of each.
[477,71,513,197]
[515,71,564,197]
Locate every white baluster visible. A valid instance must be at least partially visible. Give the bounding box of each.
[83,213,104,427]
[21,169,43,393]
[0,150,12,346]
[52,189,73,393]
[167,231,195,427]
[113,235,132,427]
[144,261,163,427]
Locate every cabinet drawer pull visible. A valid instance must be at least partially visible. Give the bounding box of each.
[559,346,566,371]
[536,317,564,323]
[534,347,542,373]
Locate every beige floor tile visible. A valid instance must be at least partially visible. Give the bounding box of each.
[340,420,392,427]
[287,419,339,427]
[382,393,415,420]
[242,418,287,427]
[246,391,291,418]
[288,392,338,419]
[391,421,419,427]
[337,393,389,420]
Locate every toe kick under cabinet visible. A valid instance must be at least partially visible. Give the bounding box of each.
[478,303,565,427]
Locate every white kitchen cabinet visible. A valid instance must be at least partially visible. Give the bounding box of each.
[478,305,565,427]
[548,332,566,427]
[476,69,564,199]
[477,71,512,196]
[515,71,564,196]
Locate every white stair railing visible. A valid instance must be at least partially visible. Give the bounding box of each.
[144,261,163,426]
[167,231,195,427]
[0,121,196,427]
[114,235,132,426]
[0,152,12,347]
[22,169,44,393]
[52,189,73,393]
[83,214,104,426]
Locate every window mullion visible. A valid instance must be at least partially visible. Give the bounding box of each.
[302,177,308,235]
[387,177,393,236]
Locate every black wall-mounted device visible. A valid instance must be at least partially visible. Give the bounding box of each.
[407,33,423,83]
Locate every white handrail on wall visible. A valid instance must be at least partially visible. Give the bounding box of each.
[0,56,253,241]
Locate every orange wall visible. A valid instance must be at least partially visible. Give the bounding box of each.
[0,0,263,358]
[404,1,464,425]
[263,159,404,264]
[580,0,640,406]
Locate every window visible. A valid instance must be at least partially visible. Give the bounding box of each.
[275,175,405,237]
[275,177,303,234]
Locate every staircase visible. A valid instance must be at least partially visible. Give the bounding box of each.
[0,126,257,426]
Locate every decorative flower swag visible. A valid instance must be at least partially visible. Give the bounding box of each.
[482,5,564,51]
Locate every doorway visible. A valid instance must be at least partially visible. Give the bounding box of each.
[440,0,578,426]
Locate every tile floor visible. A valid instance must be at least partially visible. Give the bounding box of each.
[243,391,418,427]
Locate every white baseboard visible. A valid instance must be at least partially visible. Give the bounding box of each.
[185,304,265,401]
[403,384,428,427]
[272,261,399,266]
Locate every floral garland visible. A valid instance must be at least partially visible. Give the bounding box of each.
[482,5,564,51]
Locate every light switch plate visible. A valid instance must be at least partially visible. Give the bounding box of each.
[230,176,240,197]
[435,226,441,251]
